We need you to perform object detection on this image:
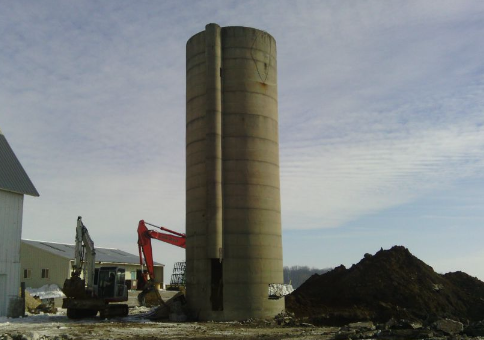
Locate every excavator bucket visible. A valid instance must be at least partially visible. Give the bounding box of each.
[63,276,89,299]
[137,284,164,307]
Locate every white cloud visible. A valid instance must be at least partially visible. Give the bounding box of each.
[281,80,484,229]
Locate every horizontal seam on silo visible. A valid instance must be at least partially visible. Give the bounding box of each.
[186,61,206,73]
[186,209,206,214]
[185,181,206,191]
[222,258,282,263]
[222,113,278,123]
[223,56,277,67]
[186,152,205,159]
[186,86,206,95]
[186,175,205,182]
[186,189,205,194]
[223,136,279,144]
[185,181,206,189]
[186,70,206,79]
[187,50,205,60]
[187,94,206,104]
[186,187,205,193]
[188,159,279,171]
[186,160,206,167]
[222,91,277,102]
[187,52,206,65]
[222,207,281,213]
[223,183,280,190]
[223,159,279,167]
[186,138,206,148]
[222,46,277,57]
[223,232,281,237]
[186,116,206,125]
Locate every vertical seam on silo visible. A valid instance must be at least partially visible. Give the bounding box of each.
[205,24,223,260]
[220,28,225,263]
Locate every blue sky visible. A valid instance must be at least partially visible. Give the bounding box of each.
[1,1,484,281]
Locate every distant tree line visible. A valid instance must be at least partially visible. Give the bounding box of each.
[283,265,331,289]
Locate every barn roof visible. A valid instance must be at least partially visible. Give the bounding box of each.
[0,129,39,197]
[22,239,164,266]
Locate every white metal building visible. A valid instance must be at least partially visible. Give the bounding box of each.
[0,128,39,317]
[20,240,164,290]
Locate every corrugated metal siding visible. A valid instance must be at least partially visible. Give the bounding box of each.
[0,190,23,317]
[0,275,6,316]
[154,266,164,285]
[0,132,39,197]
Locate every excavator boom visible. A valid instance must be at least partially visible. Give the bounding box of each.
[147,230,186,248]
[137,220,186,280]
[136,220,186,306]
[73,216,96,290]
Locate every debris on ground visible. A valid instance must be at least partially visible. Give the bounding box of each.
[167,292,188,322]
[24,285,64,315]
[274,311,297,326]
[332,316,479,340]
[136,291,188,321]
[24,291,42,312]
[432,318,464,335]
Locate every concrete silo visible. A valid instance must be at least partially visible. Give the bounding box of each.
[186,23,283,321]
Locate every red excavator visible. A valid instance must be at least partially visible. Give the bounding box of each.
[137,220,186,305]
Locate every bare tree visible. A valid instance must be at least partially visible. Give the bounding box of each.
[284,265,331,289]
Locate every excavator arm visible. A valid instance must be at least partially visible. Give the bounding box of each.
[137,220,186,280]
[73,216,96,291]
[136,220,186,306]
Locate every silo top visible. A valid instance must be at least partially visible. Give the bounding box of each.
[187,24,276,52]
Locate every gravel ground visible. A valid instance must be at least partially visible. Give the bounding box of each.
[0,309,339,340]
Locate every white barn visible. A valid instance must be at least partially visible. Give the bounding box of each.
[0,128,39,317]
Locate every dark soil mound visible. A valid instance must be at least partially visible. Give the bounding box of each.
[286,246,484,325]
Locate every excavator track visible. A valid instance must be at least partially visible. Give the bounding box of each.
[99,304,129,319]
[66,308,97,319]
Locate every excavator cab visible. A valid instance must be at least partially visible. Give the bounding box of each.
[94,267,127,301]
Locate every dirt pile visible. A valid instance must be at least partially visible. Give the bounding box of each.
[286,246,484,325]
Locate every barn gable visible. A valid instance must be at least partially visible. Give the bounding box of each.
[0,129,39,197]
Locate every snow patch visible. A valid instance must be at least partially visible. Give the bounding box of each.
[26,284,66,299]
[268,283,294,298]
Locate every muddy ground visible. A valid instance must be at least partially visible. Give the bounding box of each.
[5,246,484,339]
[0,309,339,340]
[1,291,338,340]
